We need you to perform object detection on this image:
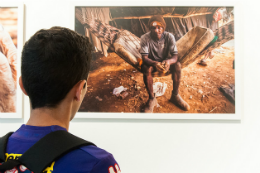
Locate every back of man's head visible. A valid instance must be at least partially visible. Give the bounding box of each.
[21,27,92,109]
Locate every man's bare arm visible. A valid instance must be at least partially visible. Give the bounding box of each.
[163,54,178,72]
[142,54,158,67]
[164,54,178,65]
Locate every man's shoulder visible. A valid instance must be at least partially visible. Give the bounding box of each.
[61,144,114,162]
[55,144,118,172]
[164,31,176,40]
[140,32,151,41]
[78,145,113,160]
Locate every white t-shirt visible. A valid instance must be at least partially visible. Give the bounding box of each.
[140,31,178,62]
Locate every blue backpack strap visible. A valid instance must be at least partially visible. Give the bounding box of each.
[0,130,95,173]
[0,132,14,162]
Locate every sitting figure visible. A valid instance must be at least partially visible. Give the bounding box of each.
[140,15,190,112]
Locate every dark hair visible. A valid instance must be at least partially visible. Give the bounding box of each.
[21,26,92,109]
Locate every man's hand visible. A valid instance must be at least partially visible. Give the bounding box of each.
[162,60,170,73]
[154,62,164,73]
[155,61,170,73]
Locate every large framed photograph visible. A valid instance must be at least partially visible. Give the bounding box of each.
[0,2,24,118]
[70,2,242,120]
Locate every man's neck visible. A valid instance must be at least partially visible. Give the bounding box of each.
[150,32,164,41]
[26,104,72,131]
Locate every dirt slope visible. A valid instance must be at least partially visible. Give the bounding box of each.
[79,46,235,114]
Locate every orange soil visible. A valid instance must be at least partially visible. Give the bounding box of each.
[79,46,235,114]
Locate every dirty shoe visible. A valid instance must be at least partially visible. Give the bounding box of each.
[170,94,190,111]
[144,97,157,113]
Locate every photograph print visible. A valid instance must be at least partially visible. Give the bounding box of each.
[0,3,23,118]
[74,6,236,116]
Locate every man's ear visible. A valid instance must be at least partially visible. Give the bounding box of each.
[19,76,28,96]
[75,80,87,101]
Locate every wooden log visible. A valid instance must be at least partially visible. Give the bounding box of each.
[177,26,214,68]
[197,20,234,58]
[110,12,213,20]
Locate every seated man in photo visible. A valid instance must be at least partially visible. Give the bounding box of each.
[140,15,190,113]
[2,27,120,173]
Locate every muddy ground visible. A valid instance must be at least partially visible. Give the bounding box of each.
[79,46,235,114]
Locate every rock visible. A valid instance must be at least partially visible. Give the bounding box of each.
[95,96,102,101]
[120,91,129,99]
[106,74,110,76]
[189,95,192,99]
[219,84,235,104]
[198,90,203,94]
[130,77,134,80]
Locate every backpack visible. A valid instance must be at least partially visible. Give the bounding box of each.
[0,130,95,173]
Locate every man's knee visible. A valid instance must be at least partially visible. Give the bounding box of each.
[170,62,181,72]
[142,64,154,76]
[175,62,181,71]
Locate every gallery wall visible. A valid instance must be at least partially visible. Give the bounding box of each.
[1,0,260,173]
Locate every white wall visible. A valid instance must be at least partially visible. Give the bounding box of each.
[1,0,260,173]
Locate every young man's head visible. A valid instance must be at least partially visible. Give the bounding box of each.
[20,27,92,115]
[148,15,166,40]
